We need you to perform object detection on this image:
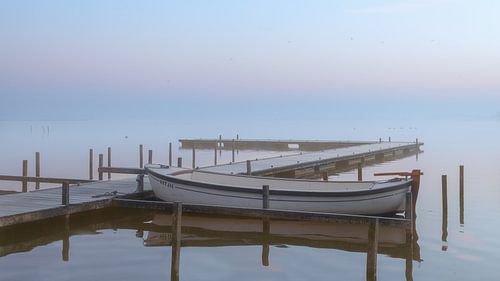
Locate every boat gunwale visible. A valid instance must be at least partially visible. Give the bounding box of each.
[146,167,411,197]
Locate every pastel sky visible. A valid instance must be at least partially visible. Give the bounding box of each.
[0,0,499,120]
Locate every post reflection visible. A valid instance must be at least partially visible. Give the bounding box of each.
[151,214,421,281]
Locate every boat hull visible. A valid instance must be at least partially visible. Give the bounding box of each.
[147,168,410,215]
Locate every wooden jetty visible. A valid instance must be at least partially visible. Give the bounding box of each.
[200,141,421,177]
[0,139,422,233]
[180,138,376,151]
[0,178,149,228]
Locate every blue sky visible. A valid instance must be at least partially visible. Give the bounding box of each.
[0,0,499,120]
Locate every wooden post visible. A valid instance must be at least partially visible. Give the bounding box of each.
[192,147,196,169]
[246,160,251,175]
[148,149,153,164]
[262,185,270,209]
[98,154,103,180]
[214,144,217,165]
[169,142,172,167]
[139,144,144,168]
[442,175,448,245]
[136,174,144,192]
[35,152,40,190]
[62,182,69,205]
[62,216,70,262]
[89,149,93,180]
[262,219,270,267]
[389,136,391,142]
[231,139,235,163]
[459,165,464,225]
[405,192,413,221]
[22,160,28,192]
[322,172,328,181]
[177,157,182,168]
[366,219,379,281]
[171,202,182,281]
[357,163,363,181]
[107,147,111,179]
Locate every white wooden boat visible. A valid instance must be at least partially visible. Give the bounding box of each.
[146,164,411,215]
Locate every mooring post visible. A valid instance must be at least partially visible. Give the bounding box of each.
[246,160,251,175]
[405,192,413,221]
[107,147,112,179]
[322,172,328,181]
[22,160,28,192]
[136,174,144,193]
[231,139,235,163]
[459,165,464,225]
[169,142,172,167]
[62,215,70,262]
[214,143,217,165]
[89,148,93,180]
[192,147,196,169]
[357,163,363,181]
[139,144,144,168]
[366,218,379,281]
[262,185,270,209]
[262,218,270,267]
[98,154,103,180]
[148,149,153,164]
[35,152,40,190]
[171,202,182,281]
[177,157,182,168]
[442,175,448,247]
[62,182,69,206]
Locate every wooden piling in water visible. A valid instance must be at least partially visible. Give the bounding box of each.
[262,219,270,267]
[107,147,112,180]
[192,147,196,169]
[246,160,251,175]
[177,157,182,168]
[231,139,235,163]
[169,142,172,167]
[139,144,144,168]
[442,175,448,245]
[98,154,103,180]
[262,185,270,209]
[136,174,144,193]
[148,150,153,164]
[214,144,217,165]
[22,160,28,192]
[357,163,363,181]
[89,149,93,180]
[62,182,69,206]
[366,219,379,281]
[171,202,182,281]
[35,152,40,190]
[459,165,464,224]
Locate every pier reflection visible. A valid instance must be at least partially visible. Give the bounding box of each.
[147,213,421,281]
[0,209,420,281]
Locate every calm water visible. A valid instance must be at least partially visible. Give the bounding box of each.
[1,118,500,280]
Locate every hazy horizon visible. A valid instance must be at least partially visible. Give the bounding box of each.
[1,1,499,121]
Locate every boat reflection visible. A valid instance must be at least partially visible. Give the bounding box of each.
[0,208,420,281]
[146,213,421,281]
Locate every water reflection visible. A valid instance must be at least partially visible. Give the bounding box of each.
[0,208,420,280]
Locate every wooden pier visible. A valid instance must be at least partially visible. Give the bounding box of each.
[180,138,376,151]
[200,141,422,177]
[0,138,422,232]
